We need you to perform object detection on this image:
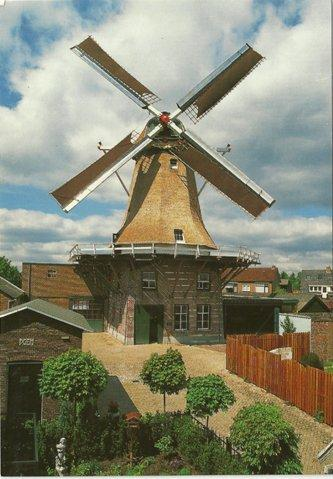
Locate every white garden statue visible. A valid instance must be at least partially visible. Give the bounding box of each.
[55,437,67,476]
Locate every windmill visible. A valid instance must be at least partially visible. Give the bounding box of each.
[51,37,275,344]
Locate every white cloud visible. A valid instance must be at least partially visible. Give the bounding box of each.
[1,0,330,208]
[0,0,331,268]
[0,207,331,272]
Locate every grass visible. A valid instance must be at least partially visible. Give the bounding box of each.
[324,360,333,374]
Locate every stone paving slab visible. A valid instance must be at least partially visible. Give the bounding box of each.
[83,333,332,474]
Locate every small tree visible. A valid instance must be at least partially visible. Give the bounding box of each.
[230,402,302,474]
[186,374,235,428]
[0,256,21,287]
[281,315,296,333]
[39,349,108,460]
[140,348,186,412]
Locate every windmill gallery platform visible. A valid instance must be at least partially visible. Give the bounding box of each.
[70,242,260,345]
[49,37,276,345]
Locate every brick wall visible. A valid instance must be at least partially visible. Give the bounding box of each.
[310,313,333,361]
[21,263,92,308]
[234,281,274,296]
[98,256,223,345]
[0,292,10,312]
[0,310,82,417]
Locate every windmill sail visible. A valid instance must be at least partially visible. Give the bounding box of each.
[172,129,274,217]
[72,36,160,108]
[51,133,153,212]
[177,44,263,123]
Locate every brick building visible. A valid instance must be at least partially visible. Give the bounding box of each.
[21,263,104,331]
[223,266,280,296]
[296,295,333,361]
[0,299,92,469]
[0,276,27,312]
[300,266,333,298]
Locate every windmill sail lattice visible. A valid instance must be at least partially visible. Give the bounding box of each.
[51,36,275,246]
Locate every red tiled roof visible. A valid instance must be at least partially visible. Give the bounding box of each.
[233,266,279,283]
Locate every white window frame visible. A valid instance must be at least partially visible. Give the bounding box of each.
[225,282,236,293]
[242,283,250,292]
[255,283,269,293]
[197,273,210,290]
[71,299,90,310]
[174,304,188,331]
[47,268,57,278]
[174,229,185,243]
[142,271,156,289]
[197,304,210,330]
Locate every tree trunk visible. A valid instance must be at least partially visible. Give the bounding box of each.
[163,392,166,413]
[206,416,209,428]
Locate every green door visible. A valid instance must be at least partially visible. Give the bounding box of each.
[134,305,150,344]
[134,305,164,344]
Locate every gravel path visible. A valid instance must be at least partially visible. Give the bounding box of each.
[83,333,332,474]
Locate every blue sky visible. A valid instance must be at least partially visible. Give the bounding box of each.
[0,0,331,270]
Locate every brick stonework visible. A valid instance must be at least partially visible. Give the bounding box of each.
[0,292,11,312]
[77,256,224,344]
[310,313,333,361]
[0,310,82,417]
[21,263,91,308]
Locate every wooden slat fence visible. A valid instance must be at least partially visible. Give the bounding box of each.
[227,332,310,361]
[226,333,333,426]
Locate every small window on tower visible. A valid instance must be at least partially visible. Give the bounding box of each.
[47,268,57,278]
[174,229,185,243]
[170,158,178,170]
[142,271,156,289]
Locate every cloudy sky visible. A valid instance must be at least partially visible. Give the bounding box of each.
[0,0,331,272]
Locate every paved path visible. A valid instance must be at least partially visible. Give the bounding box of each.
[83,333,332,474]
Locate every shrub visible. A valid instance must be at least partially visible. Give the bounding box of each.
[314,410,324,423]
[194,440,247,475]
[70,459,102,476]
[300,352,324,370]
[154,435,174,456]
[230,402,302,474]
[37,402,127,473]
[140,348,187,412]
[186,374,235,427]
[140,412,247,475]
[126,457,155,476]
[39,349,108,462]
[39,349,108,404]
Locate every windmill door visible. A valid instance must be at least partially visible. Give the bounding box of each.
[134,305,164,344]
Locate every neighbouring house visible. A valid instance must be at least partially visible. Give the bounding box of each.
[0,298,92,465]
[300,266,333,298]
[0,276,27,311]
[21,262,104,331]
[223,266,280,296]
[296,294,333,361]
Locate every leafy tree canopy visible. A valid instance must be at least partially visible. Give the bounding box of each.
[186,374,235,424]
[281,315,296,333]
[39,349,108,403]
[0,256,21,287]
[140,348,187,411]
[230,402,302,474]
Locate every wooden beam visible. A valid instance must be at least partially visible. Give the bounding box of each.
[171,259,184,298]
[183,260,208,298]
